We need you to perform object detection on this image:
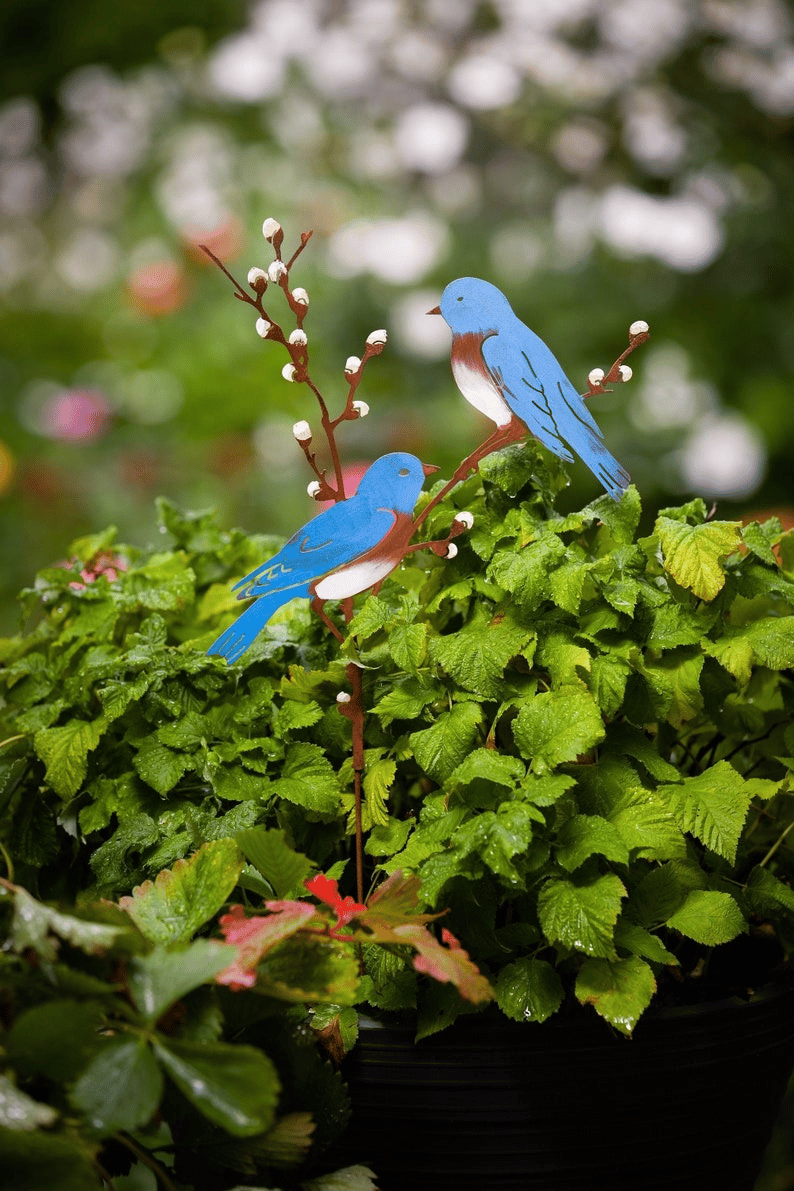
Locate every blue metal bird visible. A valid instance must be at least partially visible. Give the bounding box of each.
[207,452,438,664]
[431,278,630,501]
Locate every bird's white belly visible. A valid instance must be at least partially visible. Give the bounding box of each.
[452,356,512,427]
[314,556,396,600]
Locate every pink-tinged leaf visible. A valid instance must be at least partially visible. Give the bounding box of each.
[302,875,367,932]
[393,923,493,1005]
[363,870,440,927]
[216,901,322,990]
[304,874,340,906]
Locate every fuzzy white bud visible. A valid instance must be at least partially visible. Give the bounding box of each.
[307,480,321,497]
[292,287,309,306]
[352,400,369,418]
[292,420,312,442]
[445,542,458,559]
[618,364,633,382]
[345,355,362,375]
[268,260,288,283]
[454,511,474,529]
[588,368,605,386]
[282,362,296,382]
[247,267,268,287]
[289,328,308,346]
[366,329,388,346]
[255,317,272,338]
[630,320,649,336]
[336,691,352,704]
[262,218,282,241]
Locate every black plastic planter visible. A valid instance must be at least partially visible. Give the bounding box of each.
[338,986,794,1191]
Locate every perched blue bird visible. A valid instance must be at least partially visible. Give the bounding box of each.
[207,452,438,664]
[431,278,630,501]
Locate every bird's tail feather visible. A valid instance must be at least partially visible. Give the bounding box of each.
[207,592,293,664]
[586,436,631,502]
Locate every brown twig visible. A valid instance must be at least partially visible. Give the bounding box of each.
[582,328,650,400]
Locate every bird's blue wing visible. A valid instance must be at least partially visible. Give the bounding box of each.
[482,325,630,501]
[232,500,398,601]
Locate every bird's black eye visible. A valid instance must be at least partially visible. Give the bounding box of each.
[399,467,410,477]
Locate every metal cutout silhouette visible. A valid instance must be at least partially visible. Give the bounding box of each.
[431,277,631,502]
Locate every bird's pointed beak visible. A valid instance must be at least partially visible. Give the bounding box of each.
[422,463,440,477]
[427,305,441,315]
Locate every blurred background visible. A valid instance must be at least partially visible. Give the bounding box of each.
[1,0,793,636]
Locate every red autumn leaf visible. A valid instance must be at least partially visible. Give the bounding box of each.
[303,874,366,933]
[215,901,321,990]
[393,922,493,1005]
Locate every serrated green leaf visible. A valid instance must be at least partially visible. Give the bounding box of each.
[585,485,642,545]
[495,957,563,1023]
[98,674,151,722]
[614,922,677,964]
[606,789,687,861]
[656,517,741,601]
[153,1038,280,1137]
[705,616,794,685]
[34,715,107,798]
[302,1165,379,1191]
[742,520,780,567]
[628,860,707,927]
[453,804,536,883]
[348,595,392,641]
[70,1037,162,1136]
[365,817,413,857]
[549,556,591,614]
[270,743,341,815]
[447,748,525,790]
[9,887,131,962]
[667,890,746,944]
[0,1129,100,1190]
[389,623,428,672]
[537,633,591,690]
[745,867,794,917]
[213,767,267,801]
[0,1074,58,1131]
[489,537,566,610]
[236,827,313,898]
[410,702,483,782]
[119,839,244,944]
[128,940,236,1023]
[133,740,192,796]
[256,934,360,1004]
[575,955,656,1035]
[606,723,681,783]
[372,678,437,726]
[638,649,704,728]
[537,872,626,958]
[513,689,605,774]
[556,815,629,871]
[662,760,753,863]
[363,758,396,828]
[430,610,532,699]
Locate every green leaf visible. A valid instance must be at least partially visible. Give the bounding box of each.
[0,1130,100,1190]
[236,827,313,898]
[662,760,753,863]
[9,887,132,963]
[513,689,605,774]
[585,486,642,545]
[133,740,192,796]
[575,956,656,1035]
[447,749,525,790]
[34,715,107,798]
[606,723,681,783]
[656,517,741,601]
[70,1037,162,1136]
[741,520,780,567]
[614,922,677,964]
[705,616,794,685]
[255,934,361,1004]
[389,623,428,672]
[549,555,591,615]
[373,680,436,726]
[9,1000,106,1082]
[495,957,563,1023]
[638,649,704,728]
[453,804,536,883]
[348,595,392,641]
[537,633,592,689]
[362,758,395,828]
[269,743,341,815]
[410,702,484,782]
[489,536,566,610]
[119,839,244,944]
[153,1038,280,1137]
[666,890,746,944]
[128,940,237,1023]
[556,815,629,872]
[745,867,794,917]
[537,872,626,958]
[365,817,413,857]
[628,860,707,927]
[0,1074,58,1131]
[606,789,687,861]
[430,611,532,699]
[302,1166,379,1191]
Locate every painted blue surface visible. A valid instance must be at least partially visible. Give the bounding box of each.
[207,452,430,664]
[438,277,630,501]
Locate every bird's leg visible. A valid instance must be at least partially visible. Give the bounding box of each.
[310,595,345,642]
[412,417,526,529]
[403,515,470,559]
